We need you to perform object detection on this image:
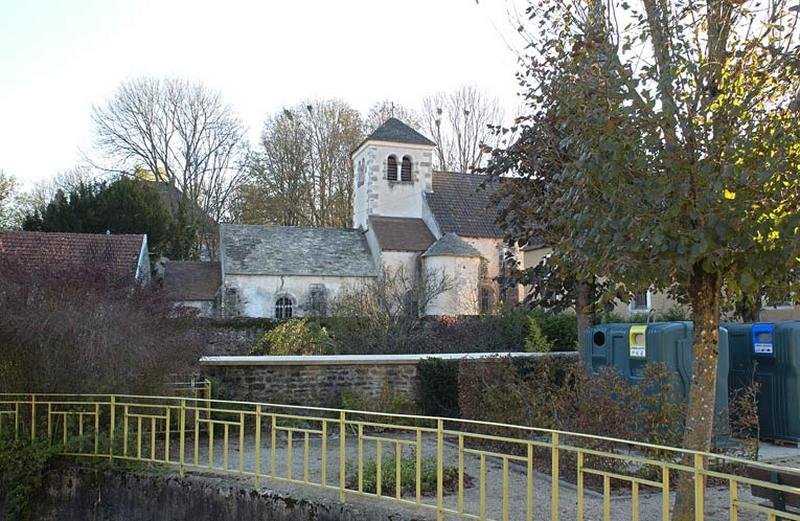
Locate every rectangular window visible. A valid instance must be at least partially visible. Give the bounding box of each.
[630,290,650,312]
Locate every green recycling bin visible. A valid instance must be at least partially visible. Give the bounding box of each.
[585,322,730,425]
[724,321,800,442]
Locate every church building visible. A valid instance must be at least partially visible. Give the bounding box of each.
[203,118,529,319]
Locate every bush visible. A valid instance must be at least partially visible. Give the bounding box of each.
[417,359,460,417]
[346,454,459,496]
[340,384,417,415]
[250,318,332,356]
[0,438,57,521]
[528,309,578,351]
[0,261,205,394]
[524,316,553,352]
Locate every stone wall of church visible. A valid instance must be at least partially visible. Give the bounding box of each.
[223,274,373,318]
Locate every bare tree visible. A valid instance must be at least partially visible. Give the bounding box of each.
[364,100,423,134]
[422,86,503,172]
[91,77,246,251]
[236,100,363,228]
[0,170,19,230]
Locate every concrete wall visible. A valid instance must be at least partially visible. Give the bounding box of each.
[224,274,373,318]
[33,466,415,521]
[200,352,567,407]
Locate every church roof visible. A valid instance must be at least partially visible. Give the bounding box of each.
[426,171,505,238]
[220,224,377,277]
[363,118,436,147]
[368,216,436,252]
[422,233,483,258]
[163,261,221,301]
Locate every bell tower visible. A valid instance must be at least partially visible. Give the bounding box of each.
[352,118,436,229]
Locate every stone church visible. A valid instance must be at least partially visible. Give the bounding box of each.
[165,118,537,319]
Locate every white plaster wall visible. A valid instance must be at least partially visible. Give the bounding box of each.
[381,251,419,279]
[424,256,481,316]
[225,274,374,318]
[352,142,434,227]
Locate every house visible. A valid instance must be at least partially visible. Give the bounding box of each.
[0,230,150,284]
[162,261,221,316]
[205,118,528,319]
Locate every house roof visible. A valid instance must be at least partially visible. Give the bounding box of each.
[359,118,436,149]
[0,231,146,280]
[422,233,483,258]
[163,261,221,301]
[368,216,436,252]
[220,224,378,277]
[426,171,505,239]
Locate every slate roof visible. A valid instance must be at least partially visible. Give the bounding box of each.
[422,233,483,258]
[426,171,505,238]
[359,118,436,149]
[368,216,436,252]
[0,231,146,279]
[220,224,378,277]
[163,261,221,301]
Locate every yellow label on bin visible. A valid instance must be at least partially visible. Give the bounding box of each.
[629,325,647,359]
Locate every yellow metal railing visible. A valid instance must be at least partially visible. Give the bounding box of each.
[1,393,798,521]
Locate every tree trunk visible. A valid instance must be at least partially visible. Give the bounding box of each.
[672,264,722,521]
[575,277,595,360]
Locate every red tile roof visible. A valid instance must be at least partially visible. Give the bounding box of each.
[0,231,146,280]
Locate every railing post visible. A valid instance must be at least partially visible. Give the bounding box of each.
[30,394,36,441]
[109,396,116,460]
[339,410,346,503]
[254,405,262,489]
[179,399,186,477]
[437,418,444,521]
[694,453,705,521]
[551,432,560,521]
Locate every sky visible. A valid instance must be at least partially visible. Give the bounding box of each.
[0,0,528,185]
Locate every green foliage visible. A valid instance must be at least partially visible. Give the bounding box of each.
[417,359,460,417]
[524,316,553,352]
[0,438,57,521]
[22,178,199,259]
[346,454,459,496]
[249,318,331,356]
[529,309,578,351]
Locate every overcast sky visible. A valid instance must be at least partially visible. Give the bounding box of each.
[0,0,528,185]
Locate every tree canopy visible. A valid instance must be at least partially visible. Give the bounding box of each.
[23,177,198,259]
[488,0,800,517]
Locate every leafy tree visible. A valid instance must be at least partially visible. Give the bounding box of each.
[22,178,184,257]
[507,0,800,518]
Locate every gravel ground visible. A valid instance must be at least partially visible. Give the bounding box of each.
[136,430,799,521]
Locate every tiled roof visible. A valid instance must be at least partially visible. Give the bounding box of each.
[163,261,221,301]
[0,231,145,279]
[368,216,436,252]
[426,171,505,238]
[360,118,436,148]
[220,224,378,277]
[422,233,483,258]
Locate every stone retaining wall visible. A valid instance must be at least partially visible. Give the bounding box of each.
[200,352,578,407]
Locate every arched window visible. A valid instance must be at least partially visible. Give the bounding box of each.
[401,156,412,182]
[275,296,294,319]
[357,159,365,187]
[387,155,398,181]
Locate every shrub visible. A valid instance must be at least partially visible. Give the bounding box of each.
[0,438,57,521]
[0,261,205,394]
[346,454,460,496]
[530,309,578,351]
[417,359,460,417]
[524,316,553,352]
[250,318,331,356]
